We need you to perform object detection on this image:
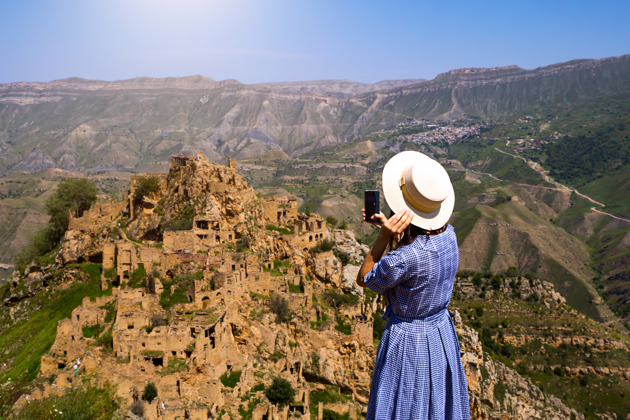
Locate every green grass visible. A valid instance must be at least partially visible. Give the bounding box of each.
[0,263,109,411]
[309,386,353,418]
[12,381,121,419]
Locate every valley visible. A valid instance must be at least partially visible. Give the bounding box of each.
[1,54,630,418]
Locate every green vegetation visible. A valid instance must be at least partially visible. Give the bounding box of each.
[13,381,121,419]
[157,359,187,375]
[94,327,113,350]
[128,264,146,288]
[142,382,158,403]
[452,273,630,418]
[334,316,352,335]
[15,178,98,270]
[269,294,292,324]
[162,204,195,232]
[133,176,161,203]
[82,324,100,338]
[266,224,293,235]
[311,239,334,253]
[288,282,303,293]
[322,290,359,308]
[220,370,242,388]
[323,409,350,420]
[309,385,352,418]
[265,377,295,406]
[159,270,202,310]
[0,263,109,412]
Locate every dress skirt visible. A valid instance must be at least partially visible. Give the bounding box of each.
[367,308,471,420]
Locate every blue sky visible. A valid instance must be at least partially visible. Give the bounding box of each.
[1,0,629,84]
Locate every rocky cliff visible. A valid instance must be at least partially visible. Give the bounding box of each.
[0,152,596,419]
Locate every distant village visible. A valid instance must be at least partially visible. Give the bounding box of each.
[389,119,487,145]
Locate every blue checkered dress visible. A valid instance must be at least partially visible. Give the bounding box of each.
[364,225,470,420]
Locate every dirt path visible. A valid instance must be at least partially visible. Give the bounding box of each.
[493,147,607,207]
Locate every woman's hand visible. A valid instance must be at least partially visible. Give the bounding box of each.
[362,208,383,228]
[375,210,414,240]
[356,209,414,287]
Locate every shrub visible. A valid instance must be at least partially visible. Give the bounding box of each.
[220,370,242,388]
[270,294,292,324]
[133,176,161,203]
[82,324,100,338]
[333,249,350,266]
[311,240,334,253]
[142,382,158,403]
[325,216,338,227]
[94,327,113,350]
[323,409,349,420]
[265,377,296,406]
[288,282,303,293]
[131,400,144,417]
[323,290,359,308]
[335,316,352,335]
[266,224,293,235]
[129,264,146,288]
[162,205,195,232]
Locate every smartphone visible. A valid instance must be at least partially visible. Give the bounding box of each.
[364,190,380,222]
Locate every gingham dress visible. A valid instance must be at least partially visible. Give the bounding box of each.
[364,225,470,420]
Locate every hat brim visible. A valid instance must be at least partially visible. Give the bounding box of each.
[382,151,455,230]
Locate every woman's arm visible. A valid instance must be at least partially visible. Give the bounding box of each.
[356,209,413,287]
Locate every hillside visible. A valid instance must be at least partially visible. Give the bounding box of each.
[1,55,628,175]
[7,153,625,419]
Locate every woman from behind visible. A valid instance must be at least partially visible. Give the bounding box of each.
[357,151,470,420]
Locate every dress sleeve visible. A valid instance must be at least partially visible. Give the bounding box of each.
[363,251,407,294]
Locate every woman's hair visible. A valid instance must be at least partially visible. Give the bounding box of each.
[388,211,426,250]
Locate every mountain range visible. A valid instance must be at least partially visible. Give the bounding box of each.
[1,54,629,174]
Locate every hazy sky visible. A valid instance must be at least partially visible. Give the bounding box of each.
[1,0,629,84]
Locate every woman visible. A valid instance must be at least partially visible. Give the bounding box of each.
[357,151,470,420]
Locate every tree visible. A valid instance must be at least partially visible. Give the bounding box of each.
[46,178,99,240]
[15,178,98,268]
[142,382,158,403]
[265,377,296,406]
[133,176,161,203]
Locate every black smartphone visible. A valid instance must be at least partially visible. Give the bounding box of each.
[364,190,379,222]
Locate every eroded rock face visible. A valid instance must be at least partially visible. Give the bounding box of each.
[455,312,582,419]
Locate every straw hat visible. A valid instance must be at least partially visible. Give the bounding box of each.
[382,151,455,230]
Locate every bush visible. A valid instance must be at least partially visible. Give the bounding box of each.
[265,377,296,406]
[325,216,338,227]
[94,327,113,350]
[323,290,359,308]
[270,294,292,324]
[323,409,349,420]
[162,205,195,232]
[335,316,352,335]
[311,240,334,253]
[333,249,350,265]
[142,382,158,403]
[131,400,145,417]
[220,370,242,388]
[129,264,146,288]
[133,176,161,203]
[266,224,293,235]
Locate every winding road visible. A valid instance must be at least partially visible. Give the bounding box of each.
[492,147,630,223]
